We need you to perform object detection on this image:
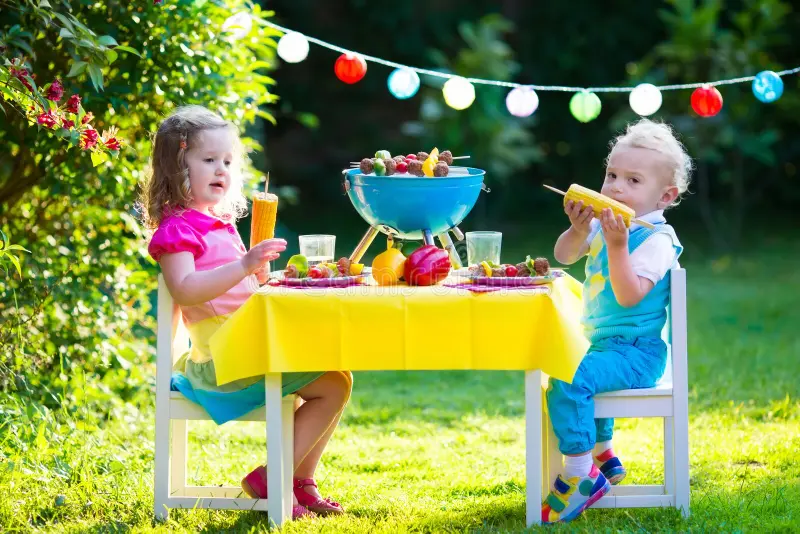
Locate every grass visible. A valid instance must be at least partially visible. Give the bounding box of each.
[1,233,799,532]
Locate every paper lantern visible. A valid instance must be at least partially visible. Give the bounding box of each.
[752,70,783,103]
[334,53,367,84]
[277,32,309,64]
[629,83,662,116]
[387,68,420,99]
[221,12,252,40]
[505,86,539,117]
[442,77,475,110]
[690,84,723,117]
[569,90,601,123]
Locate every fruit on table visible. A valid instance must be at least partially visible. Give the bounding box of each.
[422,147,440,177]
[375,149,391,160]
[396,161,408,173]
[505,265,518,277]
[404,245,451,286]
[372,247,406,285]
[373,158,387,176]
[286,254,309,278]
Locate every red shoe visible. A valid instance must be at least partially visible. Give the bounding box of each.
[241,466,317,520]
[293,478,344,516]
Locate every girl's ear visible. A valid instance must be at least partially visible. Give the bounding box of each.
[658,185,680,209]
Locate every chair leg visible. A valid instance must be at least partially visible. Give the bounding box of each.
[154,398,170,521]
[266,373,290,527]
[171,419,188,497]
[525,370,543,527]
[674,407,691,517]
[281,396,295,519]
[664,416,675,498]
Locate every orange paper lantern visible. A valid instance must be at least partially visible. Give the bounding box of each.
[690,85,723,117]
[334,53,367,84]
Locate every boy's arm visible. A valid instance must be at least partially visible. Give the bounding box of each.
[601,209,655,308]
[554,200,594,265]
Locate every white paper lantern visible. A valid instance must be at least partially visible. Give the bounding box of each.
[629,83,662,116]
[222,12,252,41]
[442,77,475,110]
[506,86,539,117]
[387,68,420,99]
[277,32,310,64]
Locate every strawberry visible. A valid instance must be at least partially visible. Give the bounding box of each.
[505,265,518,277]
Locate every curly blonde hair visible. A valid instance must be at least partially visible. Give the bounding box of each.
[140,105,248,230]
[607,119,693,207]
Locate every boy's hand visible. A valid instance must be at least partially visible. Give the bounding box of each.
[242,238,287,274]
[600,208,628,249]
[565,200,594,236]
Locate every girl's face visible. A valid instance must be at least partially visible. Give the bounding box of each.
[185,127,236,214]
[601,145,679,216]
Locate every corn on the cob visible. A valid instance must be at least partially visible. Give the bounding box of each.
[250,192,279,248]
[564,184,635,227]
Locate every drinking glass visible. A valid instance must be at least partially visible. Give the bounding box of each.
[299,235,336,265]
[466,231,502,266]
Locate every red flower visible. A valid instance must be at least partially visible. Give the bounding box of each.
[37,111,58,129]
[10,66,33,92]
[62,118,75,129]
[45,78,64,102]
[81,112,94,125]
[81,127,99,149]
[104,137,121,151]
[154,0,163,4]
[66,94,81,114]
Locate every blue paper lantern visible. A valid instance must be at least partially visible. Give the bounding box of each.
[752,70,783,103]
[388,68,420,100]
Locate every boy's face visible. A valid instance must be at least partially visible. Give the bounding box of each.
[601,145,679,217]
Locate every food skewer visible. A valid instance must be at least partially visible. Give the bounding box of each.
[349,155,469,165]
[542,184,655,229]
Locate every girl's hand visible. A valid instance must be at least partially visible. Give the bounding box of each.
[242,238,287,274]
[600,208,628,249]
[565,200,594,236]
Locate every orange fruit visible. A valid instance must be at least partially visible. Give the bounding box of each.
[371,248,406,285]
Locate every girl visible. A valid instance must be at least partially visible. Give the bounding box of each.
[542,119,690,523]
[142,105,351,519]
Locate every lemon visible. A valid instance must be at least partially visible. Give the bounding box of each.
[480,261,492,277]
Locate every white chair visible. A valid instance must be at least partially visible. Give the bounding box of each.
[153,274,295,526]
[527,268,689,527]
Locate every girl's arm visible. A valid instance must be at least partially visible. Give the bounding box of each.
[601,209,654,308]
[554,200,594,265]
[161,238,286,307]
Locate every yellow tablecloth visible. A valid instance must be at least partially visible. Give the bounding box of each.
[209,275,589,386]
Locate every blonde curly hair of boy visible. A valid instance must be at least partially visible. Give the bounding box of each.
[140,105,248,231]
[607,119,693,207]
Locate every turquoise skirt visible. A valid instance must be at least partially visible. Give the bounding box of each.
[170,353,325,425]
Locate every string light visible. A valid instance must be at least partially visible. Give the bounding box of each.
[506,86,539,117]
[629,83,662,116]
[261,18,800,115]
[277,32,309,63]
[388,68,420,99]
[443,77,475,110]
[691,85,723,117]
[570,91,602,123]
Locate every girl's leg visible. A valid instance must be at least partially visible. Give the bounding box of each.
[293,371,352,472]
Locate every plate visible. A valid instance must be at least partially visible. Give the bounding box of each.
[270,267,371,288]
[469,270,565,287]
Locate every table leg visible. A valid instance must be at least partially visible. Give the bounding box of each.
[265,373,290,527]
[525,370,543,527]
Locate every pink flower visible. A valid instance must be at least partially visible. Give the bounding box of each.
[45,78,64,102]
[10,66,33,92]
[37,111,58,129]
[66,94,81,114]
[104,137,121,151]
[62,118,75,129]
[81,127,99,149]
[81,111,94,125]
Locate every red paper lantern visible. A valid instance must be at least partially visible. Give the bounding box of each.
[690,85,723,117]
[334,53,367,84]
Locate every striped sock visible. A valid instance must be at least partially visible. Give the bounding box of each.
[594,447,616,464]
[593,440,613,458]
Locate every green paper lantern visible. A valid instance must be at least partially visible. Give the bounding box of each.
[570,91,602,123]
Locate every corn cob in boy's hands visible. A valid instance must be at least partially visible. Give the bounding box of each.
[543,184,654,229]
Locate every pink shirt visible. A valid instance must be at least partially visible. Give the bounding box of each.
[148,209,254,326]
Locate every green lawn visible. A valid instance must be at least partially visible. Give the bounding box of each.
[1,235,799,532]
